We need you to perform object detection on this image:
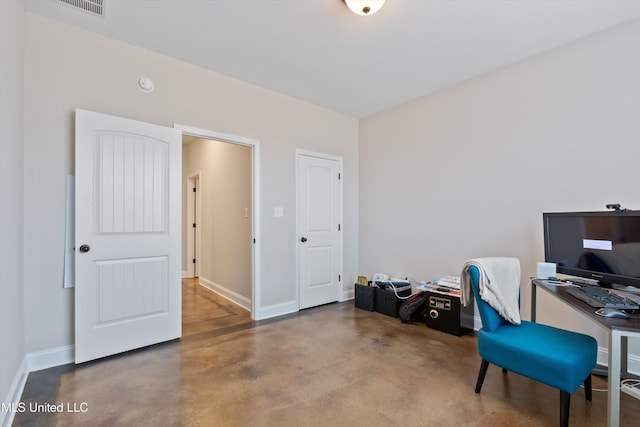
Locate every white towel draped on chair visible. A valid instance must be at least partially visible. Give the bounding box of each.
[461,257,521,325]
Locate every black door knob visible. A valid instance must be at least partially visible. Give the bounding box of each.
[79,244,91,253]
[300,237,308,242]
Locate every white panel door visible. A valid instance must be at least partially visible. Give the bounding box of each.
[298,153,342,309]
[75,109,181,363]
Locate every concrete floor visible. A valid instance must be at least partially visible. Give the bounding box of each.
[13,280,640,426]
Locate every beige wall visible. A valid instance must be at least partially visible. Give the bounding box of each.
[22,13,359,353]
[359,18,640,356]
[0,0,26,415]
[183,138,252,303]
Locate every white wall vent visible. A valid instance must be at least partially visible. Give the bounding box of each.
[55,0,105,17]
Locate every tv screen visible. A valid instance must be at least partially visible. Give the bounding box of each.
[543,211,640,288]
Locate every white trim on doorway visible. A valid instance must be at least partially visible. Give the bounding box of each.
[185,171,201,279]
[174,124,262,320]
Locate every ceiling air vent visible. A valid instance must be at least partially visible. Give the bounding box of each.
[55,0,105,17]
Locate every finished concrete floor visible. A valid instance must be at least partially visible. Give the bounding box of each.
[12,280,640,426]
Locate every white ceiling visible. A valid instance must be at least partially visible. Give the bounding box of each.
[23,0,640,118]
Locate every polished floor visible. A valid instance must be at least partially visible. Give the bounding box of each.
[13,280,640,426]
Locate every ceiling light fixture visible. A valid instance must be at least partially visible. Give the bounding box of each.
[342,0,386,16]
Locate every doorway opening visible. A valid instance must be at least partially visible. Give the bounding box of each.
[176,124,260,320]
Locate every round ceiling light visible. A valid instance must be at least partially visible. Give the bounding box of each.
[343,0,386,16]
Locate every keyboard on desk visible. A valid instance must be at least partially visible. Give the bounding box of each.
[565,286,639,310]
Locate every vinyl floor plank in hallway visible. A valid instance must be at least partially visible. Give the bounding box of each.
[12,280,640,426]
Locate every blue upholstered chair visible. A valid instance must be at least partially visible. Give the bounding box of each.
[469,265,597,427]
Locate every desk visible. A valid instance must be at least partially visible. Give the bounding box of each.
[531,279,640,427]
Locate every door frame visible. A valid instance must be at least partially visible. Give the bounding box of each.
[295,149,344,308]
[185,171,201,279]
[175,124,261,320]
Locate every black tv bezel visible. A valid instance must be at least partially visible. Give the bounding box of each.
[543,210,640,288]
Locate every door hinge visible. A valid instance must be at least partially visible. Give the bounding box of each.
[193,187,196,192]
[338,274,341,282]
[192,259,196,264]
[253,238,256,244]
[192,223,196,228]
[338,173,341,180]
[338,224,341,231]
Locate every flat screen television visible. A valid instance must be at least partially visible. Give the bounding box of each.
[543,211,640,289]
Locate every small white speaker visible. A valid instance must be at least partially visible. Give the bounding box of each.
[536,262,556,279]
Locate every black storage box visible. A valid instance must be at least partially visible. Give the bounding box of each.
[354,284,377,311]
[425,291,474,336]
[376,287,411,317]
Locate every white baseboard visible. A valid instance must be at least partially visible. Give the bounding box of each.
[472,314,483,332]
[341,287,354,302]
[255,300,298,320]
[597,346,640,377]
[198,277,251,312]
[1,357,28,427]
[27,345,74,372]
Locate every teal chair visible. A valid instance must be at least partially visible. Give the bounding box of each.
[468,265,597,427]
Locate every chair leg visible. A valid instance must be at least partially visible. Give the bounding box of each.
[475,359,490,393]
[584,374,592,401]
[560,390,571,427]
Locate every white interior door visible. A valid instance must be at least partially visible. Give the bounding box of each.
[75,109,182,363]
[297,152,342,309]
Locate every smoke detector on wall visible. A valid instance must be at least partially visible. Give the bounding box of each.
[55,0,105,17]
[137,76,155,93]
